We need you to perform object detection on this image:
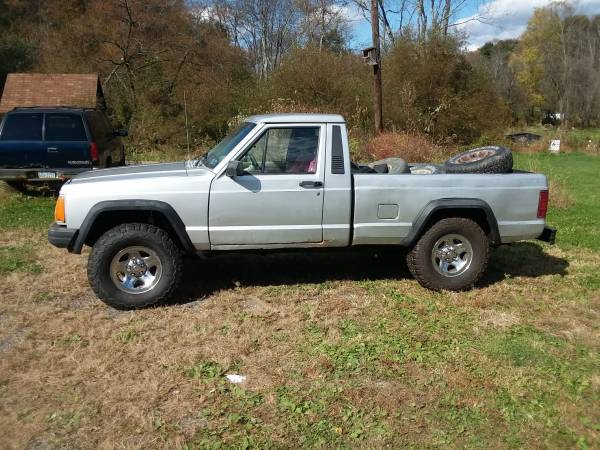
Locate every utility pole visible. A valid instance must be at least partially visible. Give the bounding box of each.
[370,0,383,133]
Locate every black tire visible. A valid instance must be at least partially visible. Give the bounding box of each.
[409,163,445,175]
[407,218,489,291]
[444,146,512,174]
[87,223,183,309]
[369,157,410,174]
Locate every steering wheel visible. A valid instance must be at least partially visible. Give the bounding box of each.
[249,152,260,171]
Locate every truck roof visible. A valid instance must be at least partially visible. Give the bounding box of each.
[246,113,345,124]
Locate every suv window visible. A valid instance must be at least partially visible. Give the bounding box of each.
[240,127,319,174]
[0,113,43,141]
[45,113,87,141]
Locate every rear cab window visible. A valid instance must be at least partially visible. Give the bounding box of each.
[45,113,88,141]
[0,113,43,141]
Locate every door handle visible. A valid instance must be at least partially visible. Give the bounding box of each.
[47,147,59,153]
[299,181,323,188]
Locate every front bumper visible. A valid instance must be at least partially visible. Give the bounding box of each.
[48,222,78,250]
[0,167,90,181]
[537,226,557,244]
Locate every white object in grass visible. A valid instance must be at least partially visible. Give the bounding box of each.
[225,374,246,384]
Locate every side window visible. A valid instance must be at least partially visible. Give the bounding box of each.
[0,113,43,141]
[239,133,266,173]
[239,127,319,174]
[45,114,87,141]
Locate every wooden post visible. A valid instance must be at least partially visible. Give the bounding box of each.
[371,0,383,133]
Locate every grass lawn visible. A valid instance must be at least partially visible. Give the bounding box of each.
[0,153,598,448]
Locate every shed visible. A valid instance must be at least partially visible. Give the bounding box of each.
[0,73,105,113]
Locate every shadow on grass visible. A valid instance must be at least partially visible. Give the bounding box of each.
[172,242,568,305]
[1,181,60,197]
[481,241,569,287]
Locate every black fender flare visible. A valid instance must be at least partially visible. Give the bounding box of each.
[70,200,195,254]
[402,198,501,247]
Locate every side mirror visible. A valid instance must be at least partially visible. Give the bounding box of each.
[225,160,244,177]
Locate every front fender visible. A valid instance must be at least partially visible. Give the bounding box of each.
[71,200,194,254]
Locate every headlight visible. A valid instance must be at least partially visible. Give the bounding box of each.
[54,195,66,223]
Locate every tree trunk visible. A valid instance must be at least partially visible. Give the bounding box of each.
[416,0,427,39]
[371,0,383,133]
[442,0,452,35]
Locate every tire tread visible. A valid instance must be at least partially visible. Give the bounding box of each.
[87,223,182,309]
[407,218,489,291]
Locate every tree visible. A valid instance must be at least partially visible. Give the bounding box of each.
[384,34,508,142]
[474,40,528,123]
[210,0,301,78]
[511,3,600,127]
[352,0,485,43]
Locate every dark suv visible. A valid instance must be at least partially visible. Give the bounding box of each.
[0,107,126,186]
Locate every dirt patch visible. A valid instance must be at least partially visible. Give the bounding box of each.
[480,310,520,329]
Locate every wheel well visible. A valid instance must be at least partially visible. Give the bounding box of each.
[84,210,183,249]
[418,208,497,244]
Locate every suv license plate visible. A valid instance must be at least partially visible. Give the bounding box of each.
[38,171,57,179]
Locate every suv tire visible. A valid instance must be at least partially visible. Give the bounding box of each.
[87,223,183,309]
[407,218,489,291]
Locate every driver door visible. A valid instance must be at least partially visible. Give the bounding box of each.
[208,125,325,247]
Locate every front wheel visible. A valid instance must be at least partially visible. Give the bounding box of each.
[87,223,183,309]
[407,218,489,291]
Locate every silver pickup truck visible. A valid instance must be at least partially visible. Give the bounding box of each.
[48,114,556,309]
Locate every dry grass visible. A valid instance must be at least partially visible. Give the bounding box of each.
[1,153,599,448]
[363,132,451,163]
[0,182,15,200]
[549,178,575,209]
[1,229,599,448]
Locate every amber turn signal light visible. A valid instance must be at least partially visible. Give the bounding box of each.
[54,196,65,223]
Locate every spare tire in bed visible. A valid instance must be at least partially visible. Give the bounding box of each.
[444,146,512,174]
[409,164,445,175]
[369,157,410,174]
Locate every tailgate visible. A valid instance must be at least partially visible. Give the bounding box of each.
[43,141,92,169]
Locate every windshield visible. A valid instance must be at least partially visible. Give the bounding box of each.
[196,122,256,169]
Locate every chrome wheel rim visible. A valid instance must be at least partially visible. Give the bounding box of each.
[109,246,162,294]
[455,149,495,164]
[431,234,473,277]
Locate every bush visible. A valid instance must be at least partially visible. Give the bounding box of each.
[384,35,510,144]
[363,131,451,163]
[257,46,372,133]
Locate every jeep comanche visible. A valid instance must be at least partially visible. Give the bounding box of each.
[48,114,556,309]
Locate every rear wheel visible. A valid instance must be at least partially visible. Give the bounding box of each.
[87,223,183,309]
[407,218,489,291]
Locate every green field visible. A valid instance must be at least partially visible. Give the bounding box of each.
[0,152,598,448]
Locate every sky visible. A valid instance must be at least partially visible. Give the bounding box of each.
[349,0,600,51]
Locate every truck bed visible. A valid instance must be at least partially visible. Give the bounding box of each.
[352,172,547,245]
